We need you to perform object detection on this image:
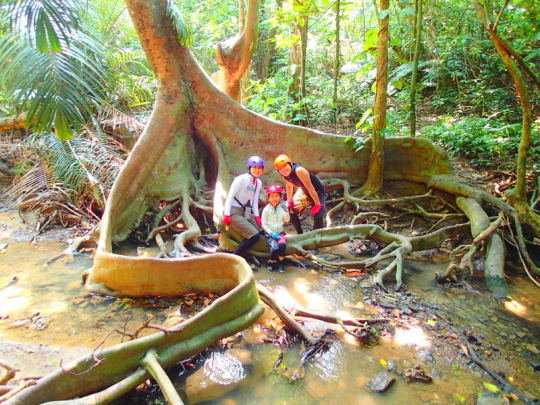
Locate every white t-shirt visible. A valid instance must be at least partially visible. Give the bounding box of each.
[261,203,290,234]
[224,173,262,216]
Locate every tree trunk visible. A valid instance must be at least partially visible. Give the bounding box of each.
[211,0,260,102]
[333,0,341,128]
[471,0,540,235]
[360,0,389,195]
[289,6,309,124]
[0,113,27,132]
[6,1,530,402]
[409,0,423,136]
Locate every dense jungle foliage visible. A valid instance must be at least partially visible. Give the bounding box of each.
[0,0,538,219]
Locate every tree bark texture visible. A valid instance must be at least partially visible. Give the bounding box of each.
[471,0,540,235]
[409,0,423,136]
[333,0,341,127]
[212,0,260,102]
[361,0,389,194]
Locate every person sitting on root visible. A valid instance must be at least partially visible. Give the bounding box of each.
[222,156,264,262]
[273,154,326,234]
[261,184,290,273]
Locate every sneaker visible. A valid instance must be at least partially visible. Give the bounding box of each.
[267,262,275,272]
[278,262,286,273]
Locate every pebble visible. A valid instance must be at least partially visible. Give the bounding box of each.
[366,372,396,393]
[417,350,434,363]
[476,392,507,405]
[515,330,526,338]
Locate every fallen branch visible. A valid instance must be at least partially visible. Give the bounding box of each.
[141,350,184,405]
[465,343,537,405]
[257,285,317,344]
[292,308,389,325]
[0,361,17,385]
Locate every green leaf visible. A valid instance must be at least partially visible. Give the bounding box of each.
[379,9,390,20]
[54,112,72,141]
[482,382,500,393]
[401,7,415,16]
[356,108,373,129]
[454,394,466,403]
[166,0,193,47]
[392,80,404,90]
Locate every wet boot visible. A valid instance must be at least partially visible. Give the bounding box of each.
[278,261,286,273]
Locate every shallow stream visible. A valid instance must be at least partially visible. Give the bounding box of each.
[0,211,538,405]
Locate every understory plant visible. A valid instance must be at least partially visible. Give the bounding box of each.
[421,116,539,168]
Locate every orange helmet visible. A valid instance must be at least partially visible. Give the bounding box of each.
[274,154,291,170]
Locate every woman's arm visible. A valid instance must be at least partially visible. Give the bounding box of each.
[296,167,320,205]
[285,180,294,202]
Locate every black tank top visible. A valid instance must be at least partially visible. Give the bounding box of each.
[284,163,325,197]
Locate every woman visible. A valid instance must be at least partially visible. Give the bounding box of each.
[222,155,264,258]
[273,154,326,234]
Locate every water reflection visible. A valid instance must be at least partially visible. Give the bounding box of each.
[310,340,344,381]
[504,299,528,317]
[393,327,431,349]
[203,352,246,385]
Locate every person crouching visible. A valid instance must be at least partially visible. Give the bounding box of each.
[261,184,290,273]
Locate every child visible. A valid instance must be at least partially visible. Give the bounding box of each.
[222,156,264,260]
[261,184,290,272]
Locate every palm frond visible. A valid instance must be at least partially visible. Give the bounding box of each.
[166,0,192,48]
[0,30,107,140]
[1,0,81,53]
[99,103,144,138]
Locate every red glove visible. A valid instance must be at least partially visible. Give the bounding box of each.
[254,216,262,227]
[286,200,294,210]
[310,204,322,216]
[222,215,231,226]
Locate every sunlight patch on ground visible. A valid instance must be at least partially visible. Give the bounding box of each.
[0,287,29,313]
[46,300,69,314]
[393,326,431,348]
[504,299,527,317]
[292,278,328,311]
[273,286,299,309]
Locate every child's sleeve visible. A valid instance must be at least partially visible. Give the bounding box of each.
[282,206,290,223]
[261,205,272,234]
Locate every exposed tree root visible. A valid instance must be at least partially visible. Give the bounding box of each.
[0,381,37,403]
[141,350,184,405]
[7,272,264,404]
[438,198,507,297]
[0,361,16,385]
[171,195,201,257]
[324,178,435,227]
[257,285,317,344]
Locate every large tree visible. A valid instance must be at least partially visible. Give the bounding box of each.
[5,0,539,403]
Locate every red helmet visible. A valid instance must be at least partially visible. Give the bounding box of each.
[265,184,283,197]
